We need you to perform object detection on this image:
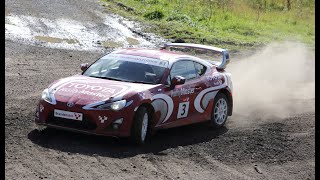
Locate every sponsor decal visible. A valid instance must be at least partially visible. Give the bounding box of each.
[194,74,228,113]
[170,87,195,97]
[158,61,167,66]
[98,116,108,123]
[55,81,131,101]
[207,75,221,81]
[59,88,109,98]
[213,79,223,86]
[74,113,82,120]
[66,83,116,93]
[67,102,74,107]
[106,54,169,68]
[207,75,224,86]
[50,78,132,108]
[54,109,83,121]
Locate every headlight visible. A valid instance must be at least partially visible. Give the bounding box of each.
[96,100,127,111]
[41,88,55,104]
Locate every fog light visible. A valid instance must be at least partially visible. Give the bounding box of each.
[114,118,123,124]
[112,124,120,129]
[112,118,123,129]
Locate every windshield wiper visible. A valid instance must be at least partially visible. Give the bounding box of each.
[89,76,155,84]
[130,80,154,84]
[89,76,125,82]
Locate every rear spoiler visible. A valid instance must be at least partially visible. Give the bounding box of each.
[160,43,230,70]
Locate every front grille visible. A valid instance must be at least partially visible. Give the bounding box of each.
[47,113,97,131]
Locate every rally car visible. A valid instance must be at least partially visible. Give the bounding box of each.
[35,43,233,144]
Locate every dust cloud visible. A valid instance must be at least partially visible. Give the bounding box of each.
[227,42,315,125]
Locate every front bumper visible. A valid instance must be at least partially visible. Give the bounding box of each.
[35,100,135,137]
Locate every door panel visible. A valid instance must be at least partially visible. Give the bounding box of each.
[157,60,208,128]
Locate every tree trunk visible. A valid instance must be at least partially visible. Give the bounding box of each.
[287,0,291,10]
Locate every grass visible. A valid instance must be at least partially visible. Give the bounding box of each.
[102,0,314,51]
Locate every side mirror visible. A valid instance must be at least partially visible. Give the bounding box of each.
[170,76,185,88]
[80,63,89,72]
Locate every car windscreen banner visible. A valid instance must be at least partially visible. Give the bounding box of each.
[103,53,169,68]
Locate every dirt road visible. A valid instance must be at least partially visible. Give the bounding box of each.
[5,0,315,179]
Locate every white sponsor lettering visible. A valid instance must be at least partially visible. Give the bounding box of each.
[78,90,108,98]
[213,79,223,86]
[59,88,79,94]
[170,88,195,97]
[194,75,228,113]
[67,83,116,93]
[105,54,169,68]
[54,109,83,121]
[207,75,224,86]
[207,75,223,81]
[58,88,109,98]
[74,84,86,88]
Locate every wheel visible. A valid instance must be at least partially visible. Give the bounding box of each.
[211,93,229,128]
[130,107,149,145]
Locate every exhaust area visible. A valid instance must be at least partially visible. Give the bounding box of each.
[227,42,315,125]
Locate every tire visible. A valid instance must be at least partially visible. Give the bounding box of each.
[130,107,149,145]
[211,93,229,128]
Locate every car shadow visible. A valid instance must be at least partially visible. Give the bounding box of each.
[28,122,228,158]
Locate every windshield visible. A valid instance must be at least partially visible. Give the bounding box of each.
[83,54,168,84]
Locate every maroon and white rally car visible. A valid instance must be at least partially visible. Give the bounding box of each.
[35,43,233,144]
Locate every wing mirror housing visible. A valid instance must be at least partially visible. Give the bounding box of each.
[80,63,89,72]
[170,76,185,88]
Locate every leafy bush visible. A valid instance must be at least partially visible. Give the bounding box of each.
[167,13,191,23]
[143,10,164,20]
[134,0,159,4]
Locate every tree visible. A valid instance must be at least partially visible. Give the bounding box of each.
[286,0,291,10]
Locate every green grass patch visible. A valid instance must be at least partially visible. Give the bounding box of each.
[102,0,314,51]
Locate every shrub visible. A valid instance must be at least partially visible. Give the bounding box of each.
[167,13,191,23]
[143,10,164,20]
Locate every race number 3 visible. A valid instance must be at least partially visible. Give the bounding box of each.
[177,102,190,119]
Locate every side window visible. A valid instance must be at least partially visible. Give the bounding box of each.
[166,75,171,85]
[194,62,207,76]
[170,60,197,80]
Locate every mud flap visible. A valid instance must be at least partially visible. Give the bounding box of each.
[150,111,162,134]
[203,99,214,121]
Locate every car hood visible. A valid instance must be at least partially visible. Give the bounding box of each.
[48,75,160,105]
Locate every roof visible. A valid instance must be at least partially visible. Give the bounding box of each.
[162,43,226,53]
[110,48,216,69]
[113,48,195,62]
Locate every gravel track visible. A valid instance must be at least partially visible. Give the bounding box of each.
[5,0,315,179]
